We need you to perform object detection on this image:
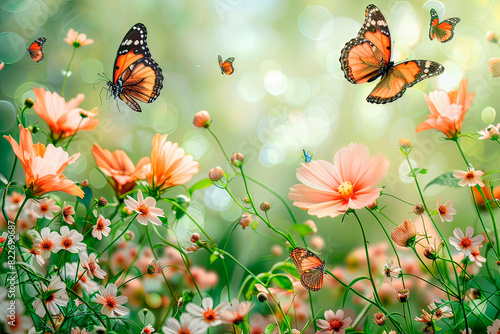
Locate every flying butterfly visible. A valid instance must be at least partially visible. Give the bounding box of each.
[339,4,444,104]
[28,37,47,63]
[106,23,163,112]
[290,247,326,291]
[302,149,313,163]
[429,8,460,43]
[218,55,235,75]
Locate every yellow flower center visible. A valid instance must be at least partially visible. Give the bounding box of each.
[338,181,354,199]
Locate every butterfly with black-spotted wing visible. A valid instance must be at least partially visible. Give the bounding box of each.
[106,23,163,112]
[218,55,235,75]
[429,8,460,43]
[290,247,326,291]
[28,37,46,63]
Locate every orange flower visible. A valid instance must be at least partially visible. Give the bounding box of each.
[91,143,145,196]
[33,87,99,141]
[137,134,199,194]
[416,79,475,139]
[4,125,84,198]
[64,29,94,47]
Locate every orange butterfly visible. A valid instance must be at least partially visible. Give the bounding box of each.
[429,9,460,43]
[218,55,235,75]
[28,37,46,63]
[340,4,444,104]
[290,247,326,291]
[106,23,163,112]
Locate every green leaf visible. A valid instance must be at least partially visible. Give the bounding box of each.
[291,224,314,238]
[77,187,93,209]
[209,253,219,264]
[269,261,300,280]
[108,269,125,284]
[0,173,7,185]
[188,178,213,196]
[264,324,276,334]
[268,274,293,290]
[425,172,460,190]
[407,167,427,177]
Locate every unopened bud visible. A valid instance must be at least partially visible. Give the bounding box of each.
[487,31,499,43]
[98,197,108,207]
[190,233,200,243]
[423,244,437,260]
[271,245,283,257]
[397,288,410,303]
[239,213,252,229]
[208,167,224,181]
[80,179,89,187]
[257,293,267,303]
[242,196,250,204]
[373,312,386,326]
[79,112,89,119]
[310,236,325,251]
[303,220,317,234]
[367,200,377,210]
[24,98,34,108]
[186,245,199,252]
[28,125,40,134]
[124,230,135,241]
[231,153,245,167]
[398,138,412,148]
[260,202,271,212]
[413,204,425,215]
[193,110,211,128]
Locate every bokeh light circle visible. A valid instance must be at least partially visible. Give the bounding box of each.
[298,6,334,41]
[259,142,285,167]
[0,101,17,132]
[15,0,48,31]
[481,107,496,124]
[0,32,26,64]
[80,59,104,84]
[264,70,287,96]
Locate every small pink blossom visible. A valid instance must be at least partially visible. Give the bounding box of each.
[487,319,500,334]
[478,123,500,140]
[437,197,457,222]
[62,202,75,224]
[454,167,485,187]
[32,276,69,317]
[124,190,165,226]
[186,297,230,327]
[220,299,254,325]
[64,28,94,47]
[33,227,61,258]
[94,283,129,317]
[92,214,111,240]
[449,227,484,256]
[31,197,61,219]
[469,246,486,267]
[316,309,353,334]
[80,252,107,279]
[59,226,86,253]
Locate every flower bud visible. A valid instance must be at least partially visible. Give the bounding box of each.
[28,125,40,133]
[303,220,317,234]
[413,204,425,215]
[208,167,224,181]
[193,110,211,128]
[239,213,252,229]
[242,196,251,204]
[487,31,499,43]
[423,244,437,260]
[257,293,267,303]
[373,312,386,326]
[367,200,377,210]
[398,138,412,148]
[190,233,200,243]
[310,236,325,251]
[98,197,108,207]
[124,230,135,241]
[231,153,245,167]
[79,112,89,119]
[80,179,89,187]
[186,245,200,252]
[271,245,283,257]
[397,288,410,303]
[260,201,271,212]
[24,98,34,108]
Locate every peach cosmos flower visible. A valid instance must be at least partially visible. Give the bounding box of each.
[91,143,145,196]
[64,29,94,47]
[454,167,485,187]
[94,283,129,317]
[33,87,99,141]
[4,125,84,198]
[288,143,389,218]
[124,190,165,226]
[437,197,456,222]
[136,133,199,194]
[316,309,352,334]
[416,79,475,138]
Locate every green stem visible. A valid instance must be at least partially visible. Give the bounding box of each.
[61,47,77,97]
[98,215,136,256]
[64,117,84,150]
[208,128,232,167]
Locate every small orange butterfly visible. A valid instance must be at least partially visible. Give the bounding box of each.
[429,9,460,43]
[28,37,46,63]
[218,55,235,75]
[290,247,326,291]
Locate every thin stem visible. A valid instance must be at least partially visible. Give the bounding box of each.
[64,117,84,150]
[61,47,77,97]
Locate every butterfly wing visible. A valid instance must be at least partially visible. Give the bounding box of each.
[111,23,163,112]
[366,60,444,104]
[340,4,392,84]
[29,37,46,63]
[219,56,235,75]
[429,9,460,43]
[300,269,325,291]
[290,247,323,275]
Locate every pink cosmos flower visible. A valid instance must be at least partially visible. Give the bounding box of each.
[31,198,61,219]
[64,29,94,47]
[59,226,86,253]
[220,299,254,325]
[478,124,500,140]
[94,283,130,317]
[32,276,69,317]
[487,319,500,334]
[186,297,231,327]
[33,227,61,258]
[141,324,154,334]
[288,143,389,218]
[92,214,111,240]
[80,252,107,279]
[71,327,90,334]
[316,309,353,334]
[163,313,207,334]
[437,197,457,222]
[416,79,475,139]
[469,246,486,267]
[124,190,165,226]
[449,227,484,256]
[454,167,485,187]
[62,202,75,224]
[24,245,45,266]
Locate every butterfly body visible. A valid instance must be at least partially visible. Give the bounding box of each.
[28,37,46,63]
[290,247,326,291]
[429,9,460,43]
[340,4,444,104]
[106,23,163,112]
[302,149,313,163]
[218,55,235,75]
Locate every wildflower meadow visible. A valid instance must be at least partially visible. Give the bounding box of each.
[1,1,500,334]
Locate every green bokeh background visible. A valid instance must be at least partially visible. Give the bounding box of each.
[1,0,500,332]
